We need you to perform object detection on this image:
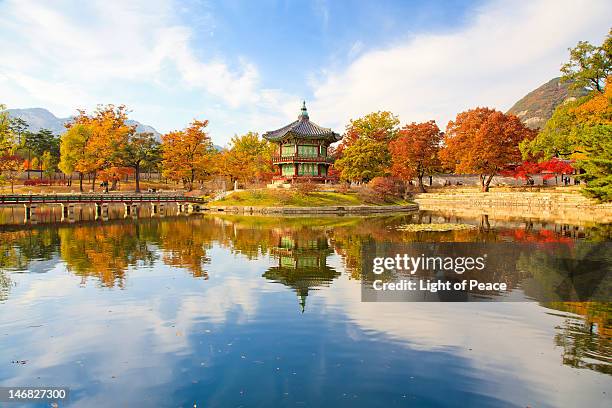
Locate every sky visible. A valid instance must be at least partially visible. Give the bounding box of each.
[0,0,610,146]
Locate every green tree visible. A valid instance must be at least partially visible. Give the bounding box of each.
[561,28,611,93]
[59,124,92,191]
[41,151,59,179]
[119,132,161,192]
[24,128,59,179]
[0,104,14,154]
[334,138,390,183]
[334,111,399,183]
[8,117,29,147]
[519,97,587,160]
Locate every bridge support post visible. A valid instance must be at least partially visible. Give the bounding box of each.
[101,203,109,220]
[158,203,165,217]
[94,203,101,219]
[151,203,158,216]
[61,204,69,220]
[124,203,131,217]
[24,204,37,223]
[131,204,138,218]
[187,204,200,213]
[61,204,75,221]
[177,203,184,214]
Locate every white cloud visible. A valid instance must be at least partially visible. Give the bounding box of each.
[309,0,612,132]
[0,0,293,140]
[0,0,610,144]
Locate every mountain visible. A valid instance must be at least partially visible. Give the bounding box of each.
[507,77,588,130]
[4,107,162,139]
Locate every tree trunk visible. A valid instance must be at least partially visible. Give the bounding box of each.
[480,174,494,192]
[135,163,141,193]
[91,172,96,192]
[111,179,118,190]
[417,175,427,193]
[79,173,83,192]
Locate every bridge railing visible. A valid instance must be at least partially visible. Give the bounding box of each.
[0,194,206,205]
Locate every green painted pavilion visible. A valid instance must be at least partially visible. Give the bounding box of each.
[263,102,341,182]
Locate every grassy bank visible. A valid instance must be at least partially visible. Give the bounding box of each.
[209,189,411,207]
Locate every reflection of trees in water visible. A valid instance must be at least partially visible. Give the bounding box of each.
[0,229,60,271]
[545,302,611,375]
[59,223,157,287]
[516,243,612,302]
[0,270,10,301]
[0,212,610,373]
[156,218,215,279]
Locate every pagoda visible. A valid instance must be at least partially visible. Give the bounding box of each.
[263,101,341,183]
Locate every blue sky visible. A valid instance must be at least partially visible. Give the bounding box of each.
[0,0,610,145]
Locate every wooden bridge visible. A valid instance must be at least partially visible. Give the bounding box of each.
[0,194,207,222]
[0,194,206,205]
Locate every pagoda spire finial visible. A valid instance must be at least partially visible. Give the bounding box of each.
[299,100,309,120]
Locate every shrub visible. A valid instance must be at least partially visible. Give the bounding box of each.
[336,182,351,194]
[23,179,66,186]
[293,180,317,195]
[358,177,401,204]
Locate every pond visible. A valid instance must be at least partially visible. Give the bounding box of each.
[0,210,610,407]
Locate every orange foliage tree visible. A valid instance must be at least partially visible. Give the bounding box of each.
[65,105,135,191]
[161,119,216,191]
[440,108,536,192]
[389,120,442,192]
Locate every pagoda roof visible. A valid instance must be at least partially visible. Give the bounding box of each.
[263,101,341,143]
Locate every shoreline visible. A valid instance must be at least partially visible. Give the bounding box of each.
[204,204,419,214]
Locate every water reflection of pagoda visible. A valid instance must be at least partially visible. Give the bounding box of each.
[263,231,340,312]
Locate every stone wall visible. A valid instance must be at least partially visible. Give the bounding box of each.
[415,191,612,225]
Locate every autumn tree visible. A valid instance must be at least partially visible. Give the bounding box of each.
[389,120,442,192]
[0,155,22,193]
[334,137,390,183]
[522,76,611,201]
[336,111,399,153]
[66,105,135,191]
[219,132,273,185]
[334,111,399,183]
[561,28,611,93]
[118,132,161,192]
[162,119,215,191]
[440,108,536,192]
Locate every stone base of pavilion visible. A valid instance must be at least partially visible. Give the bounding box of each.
[267,176,338,188]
